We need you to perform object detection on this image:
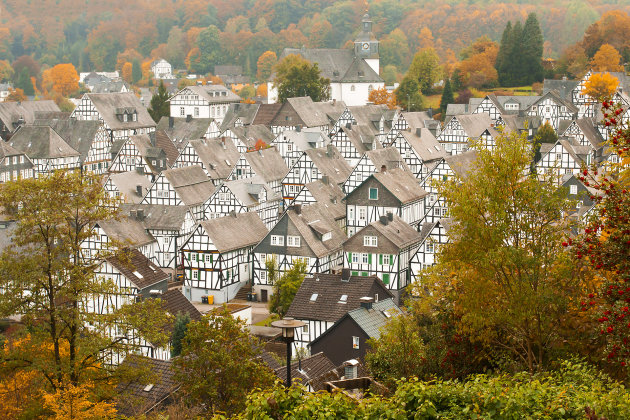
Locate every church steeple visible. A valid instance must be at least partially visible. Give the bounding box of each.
[354,13,379,74]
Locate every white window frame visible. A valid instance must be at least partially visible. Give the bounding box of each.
[270,235,284,246]
[363,235,377,247]
[570,185,577,195]
[369,187,378,200]
[287,236,301,247]
[352,336,360,349]
[361,253,368,264]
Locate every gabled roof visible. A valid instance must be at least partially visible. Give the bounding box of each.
[220,103,260,131]
[198,212,268,253]
[285,272,393,322]
[276,130,328,153]
[229,124,275,149]
[9,125,80,159]
[244,147,289,183]
[304,145,352,185]
[345,214,422,253]
[346,298,402,339]
[452,113,492,138]
[280,48,381,82]
[401,111,432,130]
[558,138,591,163]
[225,176,278,207]
[154,130,179,167]
[107,171,153,204]
[445,150,478,179]
[97,217,155,247]
[502,114,542,132]
[543,78,580,102]
[340,56,382,83]
[85,92,155,130]
[251,103,282,126]
[348,104,389,134]
[284,203,346,258]
[370,168,427,204]
[188,137,239,180]
[106,249,168,290]
[0,100,60,131]
[529,90,578,114]
[567,118,604,149]
[91,80,128,94]
[163,289,202,322]
[341,125,382,155]
[173,85,241,104]
[156,117,215,150]
[162,165,216,207]
[302,179,346,220]
[0,140,27,159]
[274,352,336,386]
[120,204,189,231]
[364,147,409,172]
[36,118,102,163]
[399,128,447,162]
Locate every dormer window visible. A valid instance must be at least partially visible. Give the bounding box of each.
[132,112,137,121]
[123,114,128,122]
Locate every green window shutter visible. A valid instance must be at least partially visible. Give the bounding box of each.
[390,255,394,266]
[368,254,372,264]
[196,253,200,262]
[210,254,213,264]
[187,252,191,261]
[351,271,359,276]
[362,272,368,276]
[379,254,383,265]
[347,252,352,263]
[383,273,390,284]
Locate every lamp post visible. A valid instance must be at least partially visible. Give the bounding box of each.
[271,317,305,387]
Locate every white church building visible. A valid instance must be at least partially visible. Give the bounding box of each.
[268,13,383,106]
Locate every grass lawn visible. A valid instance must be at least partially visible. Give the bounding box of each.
[425,94,441,109]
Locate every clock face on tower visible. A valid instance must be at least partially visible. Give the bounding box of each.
[362,42,370,50]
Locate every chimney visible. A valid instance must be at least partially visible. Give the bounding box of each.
[221,137,227,150]
[294,203,302,215]
[326,143,334,157]
[136,209,144,220]
[344,359,359,379]
[360,296,374,310]
[129,209,136,219]
[136,166,144,175]
[415,127,422,137]
[321,175,329,185]
[380,164,387,173]
[341,268,351,282]
[169,116,174,128]
[136,185,143,196]
[387,211,393,221]
[296,124,302,132]
[428,108,433,118]
[346,122,352,130]
[186,114,192,122]
[149,131,156,147]
[380,215,389,225]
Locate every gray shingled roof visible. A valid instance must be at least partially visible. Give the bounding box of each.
[445,150,478,179]
[162,165,216,207]
[120,204,189,231]
[9,125,80,159]
[285,272,393,322]
[107,171,153,204]
[174,85,241,104]
[280,48,381,83]
[453,113,493,138]
[156,117,214,149]
[229,124,275,149]
[35,118,101,163]
[106,249,168,290]
[198,212,268,253]
[274,352,336,386]
[347,298,402,339]
[285,203,346,258]
[371,168,427,204]
[188,137,239,180]
[226,176,278,207]
[342,125,382,154]
[402,111,432,130]
[97,217,155,247]
[245,147,289,183]
[399,128,447,162]
[345,214,422,253]
[220,103,260,131]
[543,78,580,102]
[91,80,129,93]
[364,147,409,172]
[305,145,352,185]
[0,140,27,159]
[86,92,155,130]
[0,100,60,131]
[302,179,346,220]
[277,130,328,153]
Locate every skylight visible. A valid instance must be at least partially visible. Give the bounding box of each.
[132,270,143,279]
[143,384,154,392]
[338,294,348,303]
[310,293,318,302]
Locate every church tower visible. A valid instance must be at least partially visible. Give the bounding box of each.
[354,13,379,75]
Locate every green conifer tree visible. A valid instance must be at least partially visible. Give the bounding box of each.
[148,81,170,123]
[171,313,191,357]
[506,21,524,87]
[132,59,142,84]
[16,69,34,96]
[496,21,512,86]
[439,78,454,118]
[522,13,544,84]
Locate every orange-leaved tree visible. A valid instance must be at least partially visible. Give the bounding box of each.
[48,63,79,97]
[591,44,624,72]
[121,62,133,83]
[582,72,620,102]
[256,50,277,82]
[368,87,396,109]
[5,88,26,102]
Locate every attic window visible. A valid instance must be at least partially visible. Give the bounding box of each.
[132,270,143,279]
[143,384,154,392]
[339,294,348,304]
[225,159,231,166]
[434,145,441,151]
[310,293,318,302]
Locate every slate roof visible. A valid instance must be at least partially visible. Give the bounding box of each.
[0,140,27,159]
[569,118,604,149]
[558,138,591,163]
[156,116,214,150]
[364,146,408,172]
[220,103,260,131]
[371,168,427,204]
[162,165,216,207]
[274,352,337,386]
[244,147,289,183]
[285,203,346,258]
[543,78,580,102]
[252,103,282,126]
[163,289,202,322]
[305,145,352,185]
[85,93,155,130]
[281,48,382,83]
[529,90,578,114]
[97,217,155,247]
[445,104,471,119]
[198,212,268,253]
[302,179,346,220]
[277,130,328,153]
[342,125,381,154]
[9,125,80,159]
[229,124,275,149]
[106,249,168,290]
[225,176,278,207]
[188,137,239,180]
[502,114,542,132]
[348,104,389,134]
[445,151,478,179]
[399,128,447,162]
[402,111,432,130]
[91,80,129,93]
[347,298,402,338]
[35,118,101,163]
[116,356,179,417]
[452,113,493,138]
[0,100,60,131]
[175,85,241,104]
[345,214,423,254]
[107,171,153,204]
[154,130,180,166]
[120,204,189,231]
[286,272,393,322]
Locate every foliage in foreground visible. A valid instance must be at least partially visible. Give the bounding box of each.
[223,360,630,419]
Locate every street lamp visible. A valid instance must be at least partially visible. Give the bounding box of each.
[271,317,305,387]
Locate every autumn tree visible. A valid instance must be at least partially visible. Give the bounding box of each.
[380,29,410,70]
[121,62,132,83]
[148,81,170,123]
[0,171,171,414]
[368,87,396,109]
[532,121,558,165]
[15,70,34,96]
[591,44,624,72]
[395,76,423,111]
[274,55,330,103]
[256,50,277,82]
[256,83,268,97]
[0,60,14,82]
[582,72,620,102]
[173,307,275,416]
[269,258,307,318]
[189,25,221,74]
[407,47,442,94]
[417,129,588,374]
[48,63,79,97]
[131,59,142,84]
[5,88,26,102]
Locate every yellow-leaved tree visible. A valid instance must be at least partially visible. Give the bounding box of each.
[582,72,619,102]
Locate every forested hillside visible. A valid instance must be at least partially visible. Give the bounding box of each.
[1,0,628,76]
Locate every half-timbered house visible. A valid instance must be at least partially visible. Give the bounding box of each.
[120,204,196,269]
[71,92,156,143]
[172,137,239,185]
[282,144,351,206]
[562,118,604,151]
[8,125,81,176]
[272,129,329,168]
[284,270,393,351]
[0,100,60,139]
[81,215,157,263]
[203,175,281,228]
[109,133,169,176]
[409,219,451,283]
[536,138,590,183]
[142,165,215,221]
[269,97,345,134]
[438,113,492,155]
[180,212,268,304]
[289,178,347,229]
[330,124,382,168]
[343,213,422,300]
[0,141,35,182]
[525,91,577,131]
[390,128,447,179]
[103,171,153,207]
[168,84,241,124]
[560,173,599,216]
[220,102,261,131]
[229,147,289,195]
[571,71,630,118]
[222,124,275,153]
[345,167,426,237]
[384,111,431,145]
[252,203,346,301]
[157,116,221,152]
[342,146,406,194]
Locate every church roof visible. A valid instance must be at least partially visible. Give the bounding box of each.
[281,48,381,83]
